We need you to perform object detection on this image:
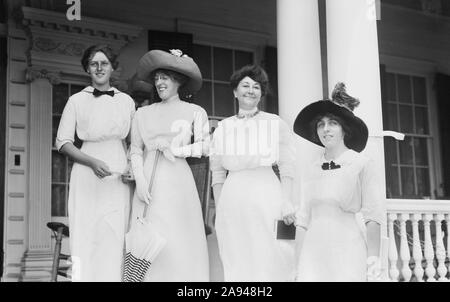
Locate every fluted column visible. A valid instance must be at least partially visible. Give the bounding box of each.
[27,69,60,252]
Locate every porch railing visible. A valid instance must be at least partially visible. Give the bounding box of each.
[386,199,450,282]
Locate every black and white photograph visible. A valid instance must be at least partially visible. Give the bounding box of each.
[0,0,450,287]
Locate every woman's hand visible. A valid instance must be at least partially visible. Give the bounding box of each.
[281,199,296,225]
[89,159,112,179]
[135,177,151,205]
[154,137,176,162]
[121,165,135,184]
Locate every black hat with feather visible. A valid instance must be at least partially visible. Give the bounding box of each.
[293,82,369,152]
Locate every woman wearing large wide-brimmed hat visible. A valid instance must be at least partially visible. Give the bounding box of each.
[293,83,385,282]
[129,49,209,281]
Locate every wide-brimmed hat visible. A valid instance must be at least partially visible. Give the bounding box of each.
[293,83,369,152]
[136,49,202,93]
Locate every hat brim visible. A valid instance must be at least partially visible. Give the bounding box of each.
[293,100,369,152]
[136,50,202,93]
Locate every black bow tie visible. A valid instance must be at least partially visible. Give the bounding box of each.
[93,88,114,97]
[321,161,341,170]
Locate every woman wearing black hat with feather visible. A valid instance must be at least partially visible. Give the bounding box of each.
[293,83,385,282]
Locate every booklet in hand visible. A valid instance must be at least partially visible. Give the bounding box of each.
[275,220,296,240]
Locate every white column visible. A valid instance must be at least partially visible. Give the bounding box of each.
[326,0,388,272]
[28,77,53,252]
[277,0,324,208]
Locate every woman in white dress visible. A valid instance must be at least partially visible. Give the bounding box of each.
[293,83,385,282]
[55,44,136,281]
[130,49,209,281]
[210,65,297,281]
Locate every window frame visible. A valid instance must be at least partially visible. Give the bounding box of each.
[380,55,442,199]
[50,76,89,224]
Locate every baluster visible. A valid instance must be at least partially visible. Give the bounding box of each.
[388,213,400,281]
[411,213,424,282]
[399,213,412,281]
[446,214,450,281]
[434,214,447,281]
[423,214,436,281]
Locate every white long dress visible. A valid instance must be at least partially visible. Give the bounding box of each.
[129,99,210,282]
[295,149,385,282]
[210,111,296,282]
[55,86,135,282]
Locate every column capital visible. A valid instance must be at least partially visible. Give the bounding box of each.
[26,67,61,85]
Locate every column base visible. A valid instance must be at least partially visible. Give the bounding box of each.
[20,250,53,282]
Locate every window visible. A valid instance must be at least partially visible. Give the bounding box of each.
[192,44,254,118]
[382,72,433,199]
[51,83,84,217]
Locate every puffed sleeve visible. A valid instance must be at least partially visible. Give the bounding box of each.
[278,118,296,179]
[130,109,144,158]
[360,159,386,225]
[55,97,76,152]
[171,107,210,158]
[209,121,227,186]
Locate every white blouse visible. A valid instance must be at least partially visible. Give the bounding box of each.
[295,149,386,229]
[210,111,296,186]
[55,86,136,151]
[130,100,210,159]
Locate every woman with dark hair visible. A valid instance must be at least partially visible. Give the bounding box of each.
[55,44,135,281]
[210,64,297,281]
[130,49,210,281]
[293,83,385,282]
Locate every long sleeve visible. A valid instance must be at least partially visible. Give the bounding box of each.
[360,159,386,226]
[210,121,227,186]
[278,118,296,179]
[130,110,144,158]
[55,97,76,151]
[171,107,210,158]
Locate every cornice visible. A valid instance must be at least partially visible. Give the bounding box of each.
[20,6,143,78]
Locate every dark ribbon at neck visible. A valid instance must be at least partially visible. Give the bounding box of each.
[93,88,114,97]
[321,161,341,170]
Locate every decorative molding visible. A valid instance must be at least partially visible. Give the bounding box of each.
[26,67,61,85]
[33,37,85,57]
[21,6,143,76]
[177,19,269,51]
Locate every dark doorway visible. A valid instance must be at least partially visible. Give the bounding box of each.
[0,36,6,278]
